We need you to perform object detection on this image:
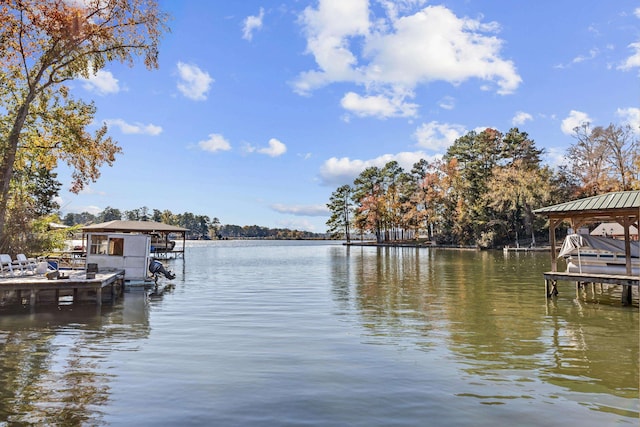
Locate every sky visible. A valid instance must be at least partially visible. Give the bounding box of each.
[57,0,640,232]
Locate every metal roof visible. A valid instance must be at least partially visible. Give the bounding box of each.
[82,220,188,233]
[533,191,640,215]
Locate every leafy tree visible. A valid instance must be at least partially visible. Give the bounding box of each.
[12,167,61,218]
[443,129,503,243]
[151,209,162,222]
[596,123,639,191]
[62,211,96,226]
[98,206,122,222]
[210,217,221,239]
[352,166,384,243]
[484,160,553,247]
[566,123,612,196]
[442,127,546,245]
[326,184,352,242]
[0,0,169,248]
[405,159,444,240]
[160,209,176,225]
[196,215,210,238]
[380,161,406,241]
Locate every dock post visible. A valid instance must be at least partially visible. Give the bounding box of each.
[622,285,632,306]
[30,289,36,306]
[96,286,102,306]
[545,279,549,297]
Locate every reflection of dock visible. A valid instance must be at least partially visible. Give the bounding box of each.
[0,269,125,308]
[543,271,638,305]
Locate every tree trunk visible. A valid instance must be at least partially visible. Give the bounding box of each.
[0,98,34,245]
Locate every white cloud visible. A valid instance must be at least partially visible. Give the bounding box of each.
[616,107,640,135]
[438,96,455,110]
[295,0,370,95]
[544,146,569,168]
[572,48,599,64]
[104,119,162,135]
[618,9,640,71]
[561,110,592,135]
[363,6,521,94]
[512,111,533,126]
[276,218,320,232]
[319,151,440,186]
[257,138,287,157]
[243,7,265,41]
[78,69,120,95]
[294,2,521,117]
[618,42,640,71]
[413,121,466,151]
[340,92,418,118]
[198,133,231,153]
[270,203,329,216]
[177,62,214,101]
[77,185,106,196]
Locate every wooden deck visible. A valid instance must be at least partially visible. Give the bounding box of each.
[0,269,125,308]
[543,271,638,305]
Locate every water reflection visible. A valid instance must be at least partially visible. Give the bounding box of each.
[0,291,152,425]
[332,246,639,417]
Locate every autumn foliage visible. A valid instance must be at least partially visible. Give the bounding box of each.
[327,126,639,248]
[0,0,168,251]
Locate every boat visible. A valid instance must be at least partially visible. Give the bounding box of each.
[558,233,640,275]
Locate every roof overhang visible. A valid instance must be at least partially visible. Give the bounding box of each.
[82,220,188,234]
[534,191,640,226]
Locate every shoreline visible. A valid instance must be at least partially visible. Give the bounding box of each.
[344,241,551,251]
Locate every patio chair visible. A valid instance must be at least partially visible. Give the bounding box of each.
[0,254,18,276]
[16,254,37,275]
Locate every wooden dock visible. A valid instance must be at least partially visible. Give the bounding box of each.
[0,269,125,308]
[543,271,638,305]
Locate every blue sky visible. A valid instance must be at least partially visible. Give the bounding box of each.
[58,0,640,232]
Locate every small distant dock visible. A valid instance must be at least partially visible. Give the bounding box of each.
[503,245,549,253]
[0,269,125,308]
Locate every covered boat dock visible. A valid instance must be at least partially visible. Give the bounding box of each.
[82,220,188,259]
[534,191,639,306]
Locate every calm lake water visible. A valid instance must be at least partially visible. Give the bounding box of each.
[0,240,638,426]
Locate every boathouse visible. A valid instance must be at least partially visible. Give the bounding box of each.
[82,220,188,259]
[533,190,639,305]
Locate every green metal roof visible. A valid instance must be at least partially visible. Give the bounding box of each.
[533,191,640,215]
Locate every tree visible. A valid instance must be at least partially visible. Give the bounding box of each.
[406,159,445,240]
[352,166,384,243]
[566,122,613,196]
[3,169,62,254]
[0,0,169,248]
[380,161,406,241]
[596,123,639,191]
[484,160,553,247]
[210,217,221,239]
[326,185,352,242]
[98,206,122,222]
[443,129,503,244]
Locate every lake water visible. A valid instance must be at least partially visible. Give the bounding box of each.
[0,240,637,426]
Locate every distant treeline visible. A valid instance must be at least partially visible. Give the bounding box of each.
[61,207,325,240]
